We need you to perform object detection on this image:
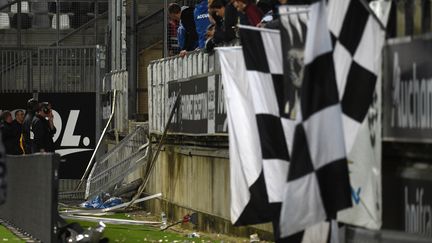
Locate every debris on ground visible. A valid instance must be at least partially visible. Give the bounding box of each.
[112,178,143,200]
[68,221,107,243]
[80,193,123,209]
[186,232,200,238]
[66,193,162,215]
[250,233,260,242]
[61,214,160,225]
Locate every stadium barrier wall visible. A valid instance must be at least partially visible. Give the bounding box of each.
[0,153,59,243]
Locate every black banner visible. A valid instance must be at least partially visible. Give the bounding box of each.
[383,167,432,238]
[167,75,227,134]
[39,93,95,179]
[0,92,96,179]
[0,93,33,117]
[383,36,432,142]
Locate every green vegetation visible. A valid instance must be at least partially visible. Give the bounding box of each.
[67,219,217,242]
[0,225,25,242]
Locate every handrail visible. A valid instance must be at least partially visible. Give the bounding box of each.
[50,11,109,47]
[75,89,117,191]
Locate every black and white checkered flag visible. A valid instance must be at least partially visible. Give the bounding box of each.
[219,22,312,241]
[219,25,293,227]
[279,0,385,238]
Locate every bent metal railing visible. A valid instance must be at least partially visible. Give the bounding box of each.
[85,125,149,199]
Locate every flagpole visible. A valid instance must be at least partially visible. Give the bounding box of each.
[237,24,280,33]
[279,9,310,15]
[359,0,387,32]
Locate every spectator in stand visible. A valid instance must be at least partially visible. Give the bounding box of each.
[207,0,238,48]
[194,0,211,49]
[178,6,199,57]
[0,111,20,155]
[260,0,288,29]
[31,102,57,153]
[257,0,277,25]
[12,110,25,155]
[206,23,216,39]
[23,98,38,154]
[233,0,263,26]
[168,3,181,56]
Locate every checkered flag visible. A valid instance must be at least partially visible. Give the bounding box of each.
[220,24,337,242]
[279,5,309,120]
[279,0,385,238]
[219,24,295,227]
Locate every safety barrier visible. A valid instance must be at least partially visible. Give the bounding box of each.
[0,46,102,93]
[147,50,222,134]
[85,125,149,199]
[0,153,59,243]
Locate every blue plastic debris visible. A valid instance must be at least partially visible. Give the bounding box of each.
[80,194,123,209]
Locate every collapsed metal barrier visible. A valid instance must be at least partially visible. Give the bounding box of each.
[85,125,149,199]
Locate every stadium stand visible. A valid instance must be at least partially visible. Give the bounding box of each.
[10,1,29,13]
[52,14,70,30]
[0,0,9,12]
[11,13,32,29]
[0,12,9,29]
[32,13,50,29]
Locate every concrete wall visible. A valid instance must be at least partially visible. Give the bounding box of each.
[144,144,274,239]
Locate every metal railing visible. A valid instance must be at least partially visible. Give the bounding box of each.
[0,46,99,92]
[85,125,149,199]
[148,50,220,134]
[103,70,128,133]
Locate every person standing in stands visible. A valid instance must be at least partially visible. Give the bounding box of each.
[12,110,25,154]
[0,111,19,155]
[168,3,181,56]
[31,102,57,153]
[23,98,38,154]
[178,6,198,57]
[210,0,238,43]
[194,0,211,49]
[233,0,263,26]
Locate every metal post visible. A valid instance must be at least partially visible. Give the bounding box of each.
[120,0,126,70]
[56,0,60,45]
[56,0,60,90]
[95,46,102,156]
[405,0,414,36]
[17,0,21,48]
[422,0,431,33]
[129,0,137,119]
[110,0,116,69]
[117,0,121,70]
[95,0,99,44]
[163,0,168,58]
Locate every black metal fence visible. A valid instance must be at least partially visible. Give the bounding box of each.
[0,46,100,92]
